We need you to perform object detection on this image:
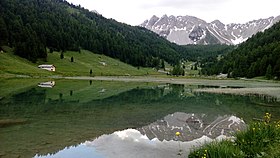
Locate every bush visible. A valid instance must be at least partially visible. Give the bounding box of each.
[189,113,280,158]
[188,140,244,158]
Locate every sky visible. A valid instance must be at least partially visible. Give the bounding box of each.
[66,0,280,26]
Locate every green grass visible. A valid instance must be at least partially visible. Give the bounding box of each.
[189,140,245,158]
[183,61,200,76]
[189,113,280,158]
[42,50,159,76]
[0,48,160,77]
[0,51,52,77]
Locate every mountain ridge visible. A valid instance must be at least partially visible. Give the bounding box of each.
[140,15,280,45]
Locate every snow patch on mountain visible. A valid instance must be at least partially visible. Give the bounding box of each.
[140,15,280,45]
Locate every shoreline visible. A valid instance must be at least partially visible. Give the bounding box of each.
[63,76,280,87]
[64,76,280,101]
[2,76,280,100]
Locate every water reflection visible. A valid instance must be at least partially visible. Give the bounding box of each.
[0,80,279,158]
[138,112,246,141]
[35,112,246,158]
[38,81,55,88]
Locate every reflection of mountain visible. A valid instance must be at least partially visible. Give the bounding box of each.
[138,112,246,141]
[36,128,211,158]
[36,112,246,158]
[82,128,214,158]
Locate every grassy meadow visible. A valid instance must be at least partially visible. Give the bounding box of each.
[42,50,160,76]
[0,47,160,77]
[0,49,52,77]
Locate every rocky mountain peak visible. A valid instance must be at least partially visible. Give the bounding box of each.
[140,15,280,45]
[210,20,225,29]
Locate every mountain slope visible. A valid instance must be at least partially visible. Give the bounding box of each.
[0,0,182,67]
[0,48,159,77]
[141,15,280,45]
[0,50,52,77]
[201,21,280,79]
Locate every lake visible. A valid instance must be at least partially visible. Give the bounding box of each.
[0,78,279,158]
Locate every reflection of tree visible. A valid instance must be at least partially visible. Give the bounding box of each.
[3,84,279,122]
[70,90,73,96]
[169,84,185,97]
[59,93,63,102]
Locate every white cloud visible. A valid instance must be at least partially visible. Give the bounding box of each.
[67,0,280,25]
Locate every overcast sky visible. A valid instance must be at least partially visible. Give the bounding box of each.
[67,0,280,26]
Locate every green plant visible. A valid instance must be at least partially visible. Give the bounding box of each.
[189,140,244,158]
[189,113,280,158]
[235,114,280,157]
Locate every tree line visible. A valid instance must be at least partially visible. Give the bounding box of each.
[201,21,280,79]
[181,44,234,61]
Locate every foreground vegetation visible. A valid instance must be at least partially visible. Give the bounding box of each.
[189,113,280,158]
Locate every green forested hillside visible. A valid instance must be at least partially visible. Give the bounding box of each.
[182,44,234,61]
[0,0,182,67]
[202,21,280,79]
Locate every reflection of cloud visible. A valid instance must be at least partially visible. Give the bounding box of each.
[86,129,220,158]
[34,144,104,158]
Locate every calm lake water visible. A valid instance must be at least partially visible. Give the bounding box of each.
[0,79,279,158]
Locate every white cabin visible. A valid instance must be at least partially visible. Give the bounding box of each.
[38,64,56,71]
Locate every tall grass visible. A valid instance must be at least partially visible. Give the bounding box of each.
[189,113,280,158]
[189,140,245,158]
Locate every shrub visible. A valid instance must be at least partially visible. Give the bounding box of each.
[188,113,280,158]
[189,140,244,158]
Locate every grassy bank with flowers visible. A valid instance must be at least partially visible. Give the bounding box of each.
[189,113,280,158]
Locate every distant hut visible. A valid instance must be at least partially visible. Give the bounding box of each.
[38,64,56,71]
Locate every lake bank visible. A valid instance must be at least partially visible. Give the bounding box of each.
[64,76,280,101]
[64,76,280,87]
[2,76,280,101]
